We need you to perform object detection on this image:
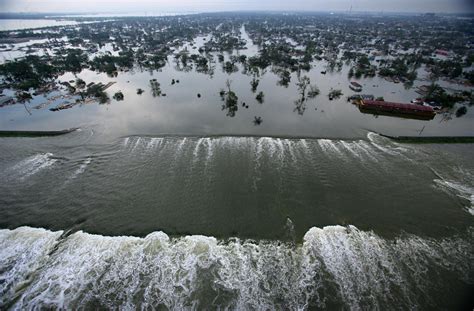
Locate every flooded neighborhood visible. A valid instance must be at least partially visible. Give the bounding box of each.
[0,12,472,138]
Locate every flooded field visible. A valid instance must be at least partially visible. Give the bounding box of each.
[0,19,80,31]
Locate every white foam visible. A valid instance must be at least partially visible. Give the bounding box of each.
[10,153,57,180]
[434,179,474,216]
[192,138,204,162]
[275,138,285,162]
[367,132,399,156]
[176,137,187,153]
[299,139,310,150]
[284,139,297,162]
[0,227,63,307]
[303,226,404,308]
[339,141,363,159]
[122,137,129,148]
[145,138,157,150]
[318,139,345,159]
[355,141,380,162]
[255,137,265,163]
[204,138,215,164]
[130,137,142,153]
[260,137,277,159]
[1,225,471,310]
[70,158,92,180]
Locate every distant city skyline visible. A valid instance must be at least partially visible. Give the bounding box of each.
[1,0,473,14]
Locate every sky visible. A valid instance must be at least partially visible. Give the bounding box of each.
[0,0,473,14]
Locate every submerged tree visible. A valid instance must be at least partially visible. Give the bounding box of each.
[348,67,354,79]
[76,78,86,89]
[308,85,320,99]
[328,89,343,100]
[455,106,467,118]
[113,91,124,101]
[277,69,291,87]
[293,76,320,115]
[85,83,109,104]
[221,80,239,117]
[293,76,311,115]
[253,116,263,125]
[256,91,265,104]
[250,78,260,93]
[219,89,226,100]
[16,92,33,102]
[296,76,311,101]
[223,61,238,74]
[150,79,162,97]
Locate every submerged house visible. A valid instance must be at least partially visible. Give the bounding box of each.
[349,81,362,92]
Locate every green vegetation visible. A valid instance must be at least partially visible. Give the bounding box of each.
[455,106,467,118]
[85,84,109,104]
[424,83,466,108]
[308,85,320,99]
[292,76,320,115]
[221,80,239,117]
[16,92,33,102]
[150,79,162,97]
[253,116,263,125]
[344,53,376,79]
[113,91,124,101]
[276,69,291,87]
[328,89,343,100]
[76,78,86,89]
[250,78,259,93]
[378,57,417,83]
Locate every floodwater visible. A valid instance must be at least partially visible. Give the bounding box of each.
[1,27,473,138]
[0,24,473,310]
[0,19,79,31]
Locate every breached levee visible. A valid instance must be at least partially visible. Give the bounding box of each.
[0,225,472,310]
[121,132,413,165]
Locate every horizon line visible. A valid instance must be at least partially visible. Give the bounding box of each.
[1,10,473,16]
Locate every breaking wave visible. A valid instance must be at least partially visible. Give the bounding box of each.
[120,132,413,166]
[0,225,472,310]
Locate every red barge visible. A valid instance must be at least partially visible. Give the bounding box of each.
[357,100,436,120]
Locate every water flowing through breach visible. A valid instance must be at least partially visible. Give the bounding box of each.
[0,133,473,240]
[0,225,473,310]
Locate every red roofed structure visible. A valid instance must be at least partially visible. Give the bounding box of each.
[435,49,449,56]
[358,100,436,120]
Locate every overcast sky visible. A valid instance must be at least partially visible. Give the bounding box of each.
[1,0,473,14]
